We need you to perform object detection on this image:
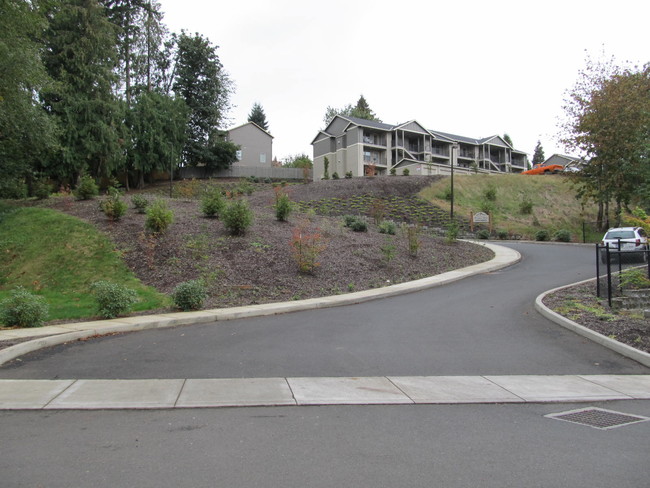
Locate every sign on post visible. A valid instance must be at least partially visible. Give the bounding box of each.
[470,211,491,232]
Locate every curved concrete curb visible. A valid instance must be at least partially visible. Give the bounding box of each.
[0,242,520,367]
[536,279,650,367]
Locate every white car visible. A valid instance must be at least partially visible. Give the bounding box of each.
[600,226,649,263]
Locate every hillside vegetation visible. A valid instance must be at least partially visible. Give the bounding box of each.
[420,174,601,242]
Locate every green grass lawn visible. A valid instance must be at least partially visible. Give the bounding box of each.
[419,174,602,241]
[0,202,168,323]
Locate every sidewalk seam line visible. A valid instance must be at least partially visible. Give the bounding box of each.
[385,376,415,404]
[481,376,527,403]
[284,377,298,406]
[173,379,188,408]
[42,379,77,409]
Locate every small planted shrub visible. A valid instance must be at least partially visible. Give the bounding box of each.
[0,287,48,327]
[0,179,28,199]
[443,185,453,202]
[446,221,459,244]
[345,171,353,179]
[332,172,340,180]
[32,179,52,200]
[131,194,149,213]
[290,221,326,274]
[200,188,225,218]
[378,220,397,235]
[274,187,292,222]
[535,230,550,241]
[402,168,410,176]
[172,279,207,311]
[404,224,421,256]
[476,229,491,239]
[323,156,330,180]
[497,229,509,240]
[620,268,650,289]
[145,199,174,233]
[90,281,138,319]
[73,175,99,200]
[343,214,359,228]
[480,199,495,214]
[389,167,396,176]
[100,187,127,221]
[369,198,386,225]
[519,197,534,215]
[380,237,396,266]
[349,218,368,232]
[222,199,253,235]
[554,229,571,242]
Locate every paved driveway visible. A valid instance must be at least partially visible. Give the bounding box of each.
[1,243,647,379]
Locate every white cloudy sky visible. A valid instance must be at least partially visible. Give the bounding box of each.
[158,0,649,162]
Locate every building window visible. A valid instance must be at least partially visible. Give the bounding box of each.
[260,153,267,164]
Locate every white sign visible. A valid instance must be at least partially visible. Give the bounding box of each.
[473,212,490,223]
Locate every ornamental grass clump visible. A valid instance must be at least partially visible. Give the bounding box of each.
[90,281,138,319]
[0,287,49,327]
[172,280,207,311]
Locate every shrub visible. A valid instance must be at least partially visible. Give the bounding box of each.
[483,184,497,202]
[131,194,149,213]
[378,220,397,235]
[369,198,386,225]
[446,221,459,244]
[90,281,138,319]
[264,177,272,184]
[345,171,353,179]
[631,207,647,220]
[73,175,99,200]
[100,187,128,221]
[0,179,28,199]
[343,214,358,227]
[389,167,396,176]
[443,185,453,202]
[476,229,491,239]
[402,168,410,176]
[222,199,253,235]
[274,188,292,221]
[497,229,509,240]
[0,287,49,327]
[535,230,550,241]
[620,268,650,290]
[290,222,326,274]
[405,224,421,256]
[480,199,495,214]
[554,229,571,242]
[380,237,396,266]
[332,172,340,180]
[32,179,52,200]
[349,218,368,232]
[323,157,330,180]
[519,197,534,215]
[145,199,174,233]
[201,188,225,218]
[172,279,207,311]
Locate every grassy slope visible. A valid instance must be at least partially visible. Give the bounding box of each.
[0,204,168,322]
[419,174,602,241]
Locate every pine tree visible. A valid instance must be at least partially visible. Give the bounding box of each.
[503,134,513,147]
[323,94,381,126]
[532,140,545,165]
[173,31,233,167]
[41,0,125,181]
[248,102,269,131]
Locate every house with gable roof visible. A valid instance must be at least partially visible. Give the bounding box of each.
[311,115,528,180]
[226,122,273,167]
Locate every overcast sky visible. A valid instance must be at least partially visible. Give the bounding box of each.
[158,0,649,162]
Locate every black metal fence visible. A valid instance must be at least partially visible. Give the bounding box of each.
[596,242,650,306]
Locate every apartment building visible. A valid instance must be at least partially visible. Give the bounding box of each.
[311,115,529,180]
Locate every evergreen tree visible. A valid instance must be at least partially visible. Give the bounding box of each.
[248,102,269,131]
[532,140,545,165]
[41,0,125,181]
[503,134,513,147]
[173,31,233,167]
[0,0,58,187]
[323,94,381,126]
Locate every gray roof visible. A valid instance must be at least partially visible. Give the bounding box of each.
[342,116,395,131]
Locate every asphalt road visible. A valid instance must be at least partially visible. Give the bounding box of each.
[1,242,647,379]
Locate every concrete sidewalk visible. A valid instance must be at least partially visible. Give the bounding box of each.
[1,375,649,410]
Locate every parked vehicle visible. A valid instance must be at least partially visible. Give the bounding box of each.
[521,164,564,175]
[600,226,649,263]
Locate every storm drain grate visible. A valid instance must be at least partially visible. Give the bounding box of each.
[545,407,650,430]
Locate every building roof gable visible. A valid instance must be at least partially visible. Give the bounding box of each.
[228,121,273,139]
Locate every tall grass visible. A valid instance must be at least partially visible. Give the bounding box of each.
[419,174,600,241]
[0,207,168,322]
